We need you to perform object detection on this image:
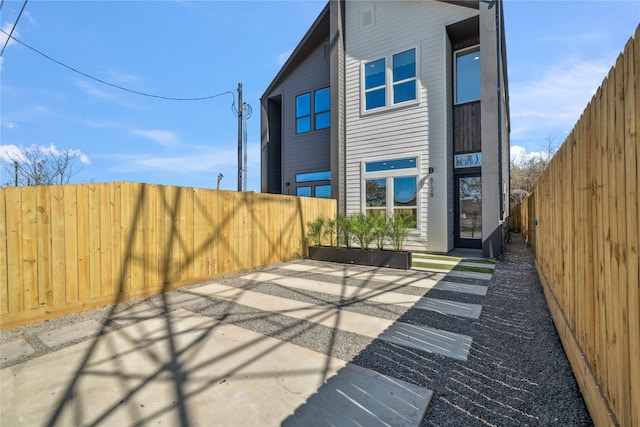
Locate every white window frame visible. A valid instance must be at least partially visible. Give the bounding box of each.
[360,46,420,115]
[360,155,421,230]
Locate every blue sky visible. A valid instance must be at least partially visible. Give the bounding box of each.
[1,1,638,191]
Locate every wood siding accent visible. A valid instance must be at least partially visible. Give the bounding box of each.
[514,26,639,427]
[454,101,481,153]
[0,183,336,329]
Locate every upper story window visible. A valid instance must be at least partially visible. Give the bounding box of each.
[296,93,311,133]
[362,47,418,112]
[314,87,330,130]
[296,88,330,134]
[455,46,480,104]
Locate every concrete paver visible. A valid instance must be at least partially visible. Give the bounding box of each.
[0,339,34,364]
[432,280,488,296]
[191,282,395,338]
[281,263,443,289]
[379,322,473,361]
[1,255,492,426]
[36,319,103,347]
[1,309,349,427]
[413,297,482,319]
[108,302,165,325]
[283,363,433,426]
[411,266,493,281]
[243,271,423,306]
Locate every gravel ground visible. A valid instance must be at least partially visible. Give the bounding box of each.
[1,234,592,426]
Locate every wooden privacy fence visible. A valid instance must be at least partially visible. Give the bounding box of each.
[516,26,638,427]
[0,183,336,330]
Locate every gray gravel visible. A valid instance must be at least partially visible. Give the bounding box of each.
[1,234,592,426]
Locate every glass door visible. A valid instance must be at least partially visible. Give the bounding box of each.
[455,175,482,248]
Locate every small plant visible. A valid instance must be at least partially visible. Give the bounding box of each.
[350,213,375,250]
[307,216,325,246]
[371,214,389,250]
[324,218,337,247]
[336,213,353,248]
[388,214,412,251]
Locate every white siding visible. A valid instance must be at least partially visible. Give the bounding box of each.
[344,0,476,252]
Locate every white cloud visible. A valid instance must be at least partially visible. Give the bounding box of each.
[107,145,237,174]
[0,144,26,163]
[510,57,611,141]
[1,121,16,129]
[277,49,293,67]
[0,23,18,51]
[0,143,90,165]
[131,129,178,146]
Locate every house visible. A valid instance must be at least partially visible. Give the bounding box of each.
[260,0,510,257]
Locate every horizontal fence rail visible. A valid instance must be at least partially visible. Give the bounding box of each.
[0,183,336,329]
[515,26,639,427]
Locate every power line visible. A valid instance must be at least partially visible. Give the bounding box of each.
[0,0,29,58]
[0,28,234,102]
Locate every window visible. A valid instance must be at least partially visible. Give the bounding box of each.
[364,58,386,110]
[296,171,331,182]
[362,48,417,112]
[296,88,330,134]
[296,186,311,197]
[296,170,331,198]
[392,49,417,104]
[315,185,331,198]
[314,88,330,130]
[363,157,418,228]
[455,46,480,104]
[296,93,311,133]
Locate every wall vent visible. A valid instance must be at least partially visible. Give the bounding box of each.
[360,6,374,29]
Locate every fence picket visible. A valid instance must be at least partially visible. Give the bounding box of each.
[516,27,639,427]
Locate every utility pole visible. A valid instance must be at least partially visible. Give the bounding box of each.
[242,101,248,192]
[237,83,243,192]
[217,173,223,191]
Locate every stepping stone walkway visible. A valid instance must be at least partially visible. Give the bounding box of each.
[1,254,495,426]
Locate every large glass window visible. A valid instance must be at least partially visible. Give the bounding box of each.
[363,158,418,228]
[393,176,417,228]
[314,87,330,130]
[296,93,311,133]
[363,48,417,112]
[455,46,480,104]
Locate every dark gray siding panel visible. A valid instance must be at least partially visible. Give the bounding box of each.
[268,41,331,196]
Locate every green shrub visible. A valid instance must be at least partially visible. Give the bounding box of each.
[336,213,353,248]
[371,214,389,250]
[306,216,325,246]
[349,213,375,250]
[324,218,337,247]
[388,214,412,251]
